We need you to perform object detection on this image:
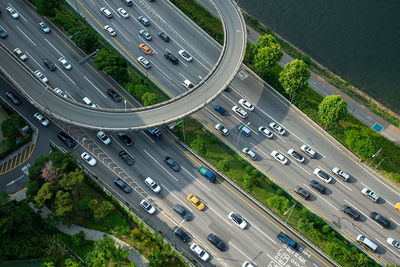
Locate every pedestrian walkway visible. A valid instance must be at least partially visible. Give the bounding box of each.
[0,142,35,175]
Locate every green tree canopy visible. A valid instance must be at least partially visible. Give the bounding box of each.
[318,95,348,128]
[35,0,59,16]
[85,236,129,266]
[34,182,55,208]
[279,59,310,96]
[72,27,99,54]
[190,135,207,154]
[60,169,84,192]
[142,92,160,106]
[1,114,22,141]
[251,34,282,72]
[54,191,73,218]
[345,128,376,158]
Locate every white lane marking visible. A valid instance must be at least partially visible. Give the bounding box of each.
[181,166,211,191]
[141,130,155,143]
[153,64,172,80]
[143,149,179,182]
[287,155,311,175]
[245,219,276,244]
[88,0,95,5]
[8,4,27,22]
[16,26,36,46]
[65,91,76,101]
[204,107,223,122]
[376,239,399,256]
[343,199,365,218]
[111,23,130,41]
[250,143,271,159]
[6,175,25,186]
[166,48,187,67]
[104,1,117,15]
[304,184,338,211]
[221,93,236,105]
[161,183,193,212]
[207,205,231,224]
[335,177,352,192]
[45,39,63,57]
[83,76,107,98]
[58,68,76,85]
[389,217,400,227]
[229,241,254,261]
[25,52,45,71]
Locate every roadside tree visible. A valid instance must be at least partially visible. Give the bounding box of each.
[251,34,282,72]
[279,59,310,100]
[72,27,99,54]
[34,0,59,17]
[318,95,348,128]
[345,128,376,158]
[54,191,73,218]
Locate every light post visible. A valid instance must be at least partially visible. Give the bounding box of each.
[376,158,385,169]
[285,87,294,104]
[236,121,251,149]
[68,31,80,39]
[369,147,382,167]
[284,203,296,223]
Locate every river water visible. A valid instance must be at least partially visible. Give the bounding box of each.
[238,0,400,113]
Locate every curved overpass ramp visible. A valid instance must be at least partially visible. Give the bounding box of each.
[1,0,246,130]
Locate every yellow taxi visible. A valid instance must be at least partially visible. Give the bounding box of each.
[395,203,400,211]
[139,43,152,55]
[187,194,205,211]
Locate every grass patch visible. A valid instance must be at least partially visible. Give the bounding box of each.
[59,232,94,260]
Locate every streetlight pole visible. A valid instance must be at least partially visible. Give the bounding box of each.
[369,147,382,167]
[285,87,294,104]
[284,203,296,223]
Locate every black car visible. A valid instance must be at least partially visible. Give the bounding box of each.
[118,132,133,146]
[107,89,122,102]
[173,226,190,242]
[57,132,75,148]
[0,26,8,38]
[164,52,179,64]
[309,180,326,194]
[173,204,192,221]
[207,233,226,251]
[5,91,20,105]
[158,31,170,42]
[370,212,390,228]
[119,150,134,165]
[294,186,310,200]
[164,156,180,171]
[43,58,57,71]
[341,205,360,220]
[114,178,132,193]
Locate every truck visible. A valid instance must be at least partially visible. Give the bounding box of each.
[361,187,379,203]
[147,127,162,139]
[198,166,216,183]
[277,232,298,250]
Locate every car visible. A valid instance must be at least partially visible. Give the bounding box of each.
[139,43,152,55]
[34,112,50,126]
[187,194,205,211]
[213,105,225,115]
[313,168,332,183]
[215,123,229,136]
[138,15,150,26]
[242,262,255,267]
[386,238,400,249]
[140,199,156,214]
[81,152,97,166]
[145,177,161,193]
[309,180,326,194]
[239,98,255,111]
[361,187,380,203]
[332,167,350,182]
[83,97,97,108]
[34,70,49,83]
[238,125,251,136]
[173,226,190,242]
[5,91,20,105]
[271,150,288,165]
[207,233,226,251]
[258,126,274,138]
[122,0,133,6]
[0,26,8,39]
[43,59,57,71]
[38,22,50,33]
[139,29,152,40]
[294,186,310,200]
[232,105,248,118]
[118,132,133,146]
[173,204,192,221]
[58,57,72,70]
[114,178,132,193]
[269,122,286,135]
[100,7,113,18]
[300,145,317,158]
[369,212,390,228]
[137,56,151,69]
[119,150,134,165]
[341,205,360,220]
[107,89,122,102]
[178,49,193,62]
[57,132,75,148]
[190,243,209,261]
[13,48,27,61]
[147,127,162,139]
[164,156,180,171]
[228,212,247,229]
[117,8,129,18]
[242,147,257,160]
[6,6,19,19]
[104,25,116,37]
[287,149,305,163]
[97,131,111,145]
[158,31,170,42]
[396,202,400,211]
[164,52,179,64]
[54,88,67,98]
[182,79,194,89]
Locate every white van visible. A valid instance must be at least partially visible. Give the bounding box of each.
[138,56,151,69]
[357,235,377,252]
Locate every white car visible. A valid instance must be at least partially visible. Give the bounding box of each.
[287,149,305,163]
[332,167,350,182]
[83,97,97,108]
[269,122,286,135]
[54,88,67,98]
[190,243,209,262]
[313,168,332,183]
[117,8,129,18]
[139,29,152,40]
[38,22,50,33]
[232,105,248,119]
[215,123,229,136]
[271,150,288,165]
[301,144,317,158]
[6,6,20,19]
[228,211,247,229]
[361,187,379,203]
[13,48,28,61]
[34,70,48,83]
[100,7,112,18]
[140,199,156,214]
[97,131,111,145]
[178,49,193,62]
[81,152,97,166]
[258,126,274,139]
[242,147,257,160]
[239,98,255,111]
[145,177,161,193]
[58,57,72,70]
[137,56,151,69]
[182,79,194,89]
[243,261,255,267]
[34,112,50,127]
[104,25,116,37]
[387,237,400,249]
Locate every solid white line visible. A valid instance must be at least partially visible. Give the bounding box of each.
[111,23,130,41]
[207,205,231,224]
[6,175,25,186]
[83,76,107,98]
[104,2,117,15]
[335,178,352,192]
[8,4,27,22]
[26,52,45,71]
[221,93,236,105]
[16,26,36,46]
[181,166,211,191]
[389,217,400,227]
[343,199,368,217]
[376,239,399,256]
[143,149,179,182]
[245,219,276,244]
[161,183,193,211]
[58,68,76,85]
[304,184,338,211]
[141,130,155,143]
[229,241,254,261]
[288,156,311,175]
[45,39,63,57]
[250,143,271,159]
[205,107,223,122]
[153,64,172,80]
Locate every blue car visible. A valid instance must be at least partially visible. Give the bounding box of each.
[213,105,225,115]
